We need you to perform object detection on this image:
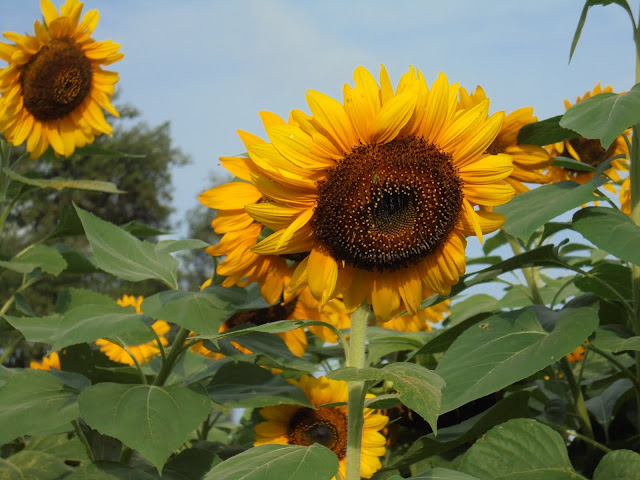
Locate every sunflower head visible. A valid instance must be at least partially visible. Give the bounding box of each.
[254,375,388,479]
[0,0,123,158]
[243,65,514,321]
[30,351,61,370]
[566,345,586,363]
[546,83,629,189]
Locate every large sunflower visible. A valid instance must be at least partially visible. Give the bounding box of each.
[546,83,628,190]
[0,0,122,158]
[254,375,388,480]
[382,299,450,332]
[242,66,514,321]
[95,295,170,366]
[459,86,551,194]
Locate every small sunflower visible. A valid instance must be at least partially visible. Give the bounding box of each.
[459,86,551,194]
[546,83,629,190]
[254,375,388,480]
[382,300,450,332]
[95,295,170,366]
[30,351,60,370]
[0,0,122,158]
[620,175,631,215]
[241,66,514,321]
[199,114,300,305]
[566,345,586,363]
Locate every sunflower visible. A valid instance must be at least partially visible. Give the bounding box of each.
[199,114,301,305]
[566,345,586,363]
[30,351,60,370]
[546,83,629,190]
[190,286,349,358]
[620,175,631,215]
[381,299,450,332]
[254,375,388,480]
[95,295,170,366]
[241,65,514,321]
[0,0,122,158]
[458,86,551,194]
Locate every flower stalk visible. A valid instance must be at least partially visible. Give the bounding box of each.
[345,302,371,480]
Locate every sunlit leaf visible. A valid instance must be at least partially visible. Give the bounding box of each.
[3,168,124,193]
[0,245,66,275]
[593,449,640,480]
[517,115,579,146]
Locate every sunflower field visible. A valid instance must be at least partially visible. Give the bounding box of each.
[2,1,640,479]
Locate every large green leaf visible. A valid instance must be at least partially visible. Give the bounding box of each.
[203,444,339,480]
[593,449,640,480]
[560,83,640,148]
[435,307,599,413]
[569,0,635,63]
[155,238,209,254]
[141,285,268,334]
[25,433,90,466]
[65,462,157,479]
[494,180,604,243]
[206,362,312,408]
[0,451,73,480]
[3,168,124,193]
[5,304,151,350]
[388,469,479,480]
[574,263,632,300]
[75,205,179,289]
[0,244,66,275]
[590,328,640,352]
[573,206,640,266]
[459,419,585,479]
[388,391,531,470]
[517,115,579,146]
[329,362,444,433]
[0,370,86,444]
[79,383,212,471]
[585,379,633,431]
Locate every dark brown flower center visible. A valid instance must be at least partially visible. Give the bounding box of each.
[288,407,348,458]
[312,136,463,272]
[20,39,92,121]
[224,298,298,329]
[565,137,617,171]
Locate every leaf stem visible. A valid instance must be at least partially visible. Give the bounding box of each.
[588,343,640,397]
[72,419,96,462]
[545,423,611,454]
[153,327,191,387]
[559,357,594,439]
[345,302,371,480]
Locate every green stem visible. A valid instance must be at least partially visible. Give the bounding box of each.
[631,22,640,433]
[0,334,23,365]
[119,445,133,464]
[153,327,191,387]
[345,303,371,480]
[588,344,640,397]
[559,357,594,439]
[506,233,544,304]
[545,423,611,454]
[72,420,95,462]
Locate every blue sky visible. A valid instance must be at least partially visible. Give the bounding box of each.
[0,0,637,244]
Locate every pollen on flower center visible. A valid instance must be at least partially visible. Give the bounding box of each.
[312,136,464,272]
[20,39,92,121]
[288,407,348,458]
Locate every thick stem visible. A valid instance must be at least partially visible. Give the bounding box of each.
[345,303,371,480]
[559,357,594,439]
[152,327,191,387]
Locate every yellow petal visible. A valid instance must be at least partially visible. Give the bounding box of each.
[245,202,308,231]
[198,182,262,210]
[456,209,505,236]
[306,90,357,153]
[458,153,513,184]
[397,267,423,316]
[307,248,338,306]
[453,111,504,168]
[371,274,400,322]
[463,181,515,206]
[40,0,59,26]
[370,92,415,144]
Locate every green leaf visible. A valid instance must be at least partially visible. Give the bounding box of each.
[25,433,90,466]
[121,220,171,237]
[494,180,604,243]
[329,362,444,433]
[574,263,632,300]
[43,205,84,241]
[206,362,312,408]
[517,115,579,146]
[447,294,498,326]
[0,370,84,444]
[590,328,640,352]
[560,83,640,148]
[162,446,221,480]
[65,462,157,479]
[459,419,586,479]
[416,313,492,355]
[203,444,339,480]
[569,0,634,63]
[54,288,115,313]
[585,379,633,431]
[75,205,179,289]
[389,391,531,469]
[388,469,480,480]
[593,449,640,480]
[79,383,212,472]
[573,206,640,266]
[141,285,268,334]
[435,307,599,413]
[551,156,595,172]
[5,304,150,350]
[155,238,209,254]
[3,168,125,193]
[0,451,73,480]
[0,244,67,275]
